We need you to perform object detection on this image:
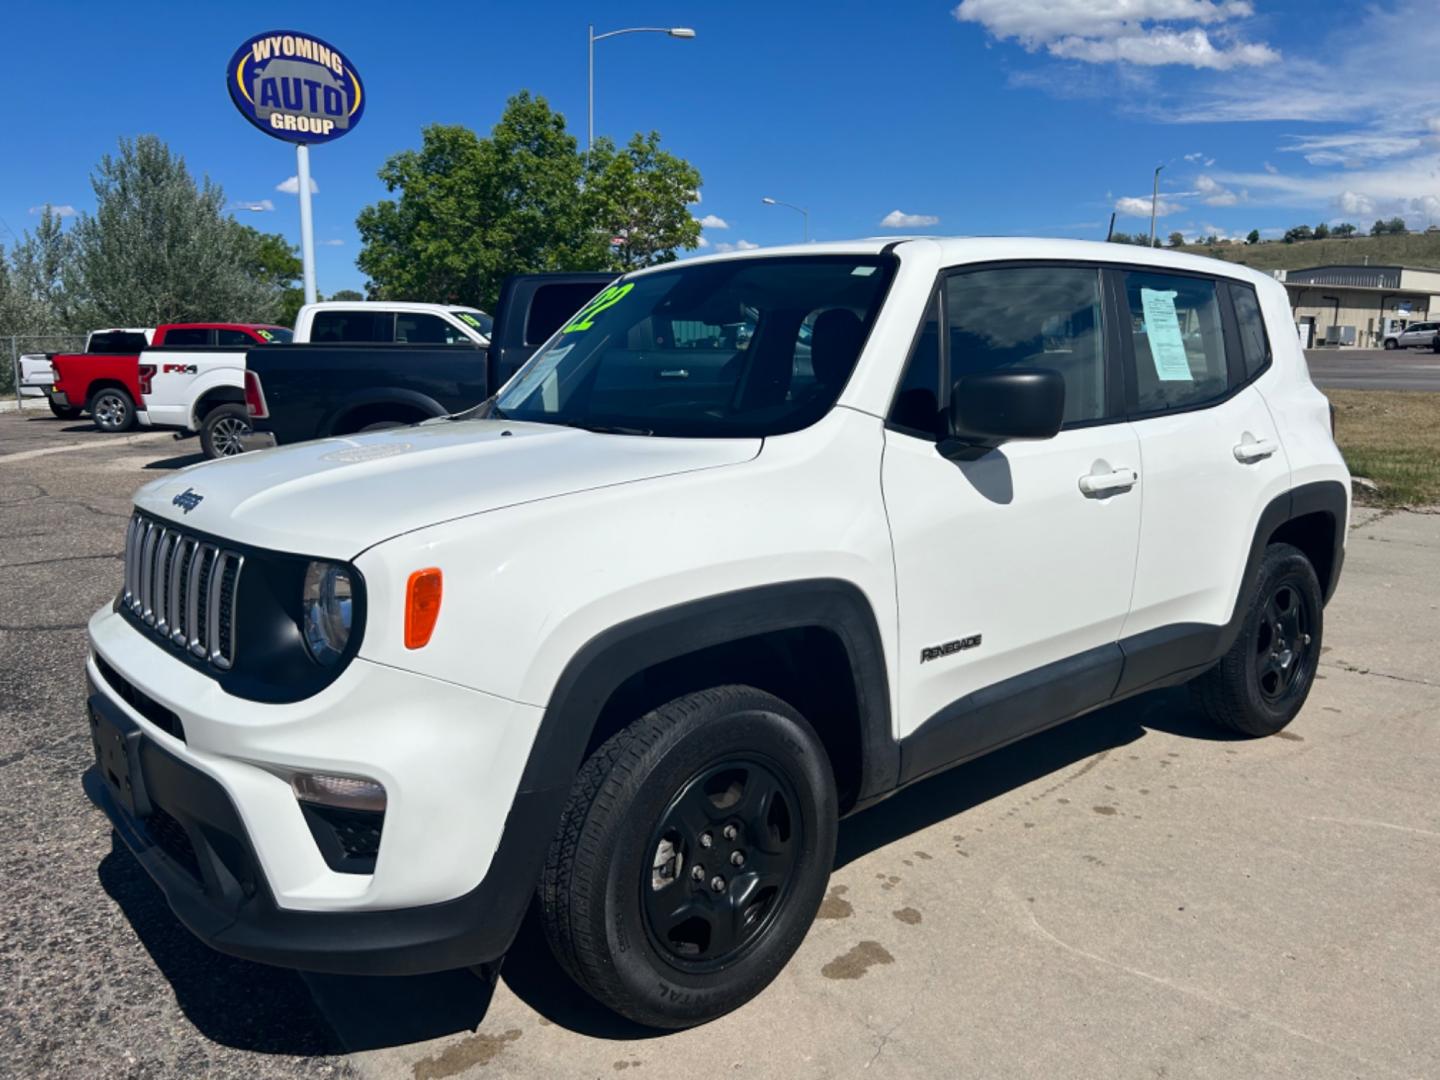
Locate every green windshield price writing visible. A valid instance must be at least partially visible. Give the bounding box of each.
[562,283,634,333]
[458,313,483,328]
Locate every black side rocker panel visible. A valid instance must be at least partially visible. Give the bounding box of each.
[898,479,1348,788]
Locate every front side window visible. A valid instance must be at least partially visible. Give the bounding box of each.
[1229,283,1270,379]
[217,328,258,346]
[451,310,493,338]
[397,313,469,345]
[945,266,1107,425]
[494,256,895,437]
[1122,271,1229,412]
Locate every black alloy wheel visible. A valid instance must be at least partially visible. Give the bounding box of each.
[642,755,802,972]
[1254,582,1313,705]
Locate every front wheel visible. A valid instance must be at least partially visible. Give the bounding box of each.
[1383,338,1398,350]
[200,404,253,459]
[1189,543,1323,736]
[89,388,135,433]
[541,686,838,1029]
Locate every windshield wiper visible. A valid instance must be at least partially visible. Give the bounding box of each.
[553,419,654,436]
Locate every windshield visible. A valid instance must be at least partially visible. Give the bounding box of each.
[452,309,494,338]
[493,256,895,437]
[256,327,293,343]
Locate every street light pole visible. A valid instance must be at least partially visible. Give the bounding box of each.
[762,196,809,242]
[588,25,696,150]
[1149,164,1164,248]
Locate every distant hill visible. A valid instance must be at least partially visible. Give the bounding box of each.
[1168,232,1440,273]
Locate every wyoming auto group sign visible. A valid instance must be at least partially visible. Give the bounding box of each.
[227,31,364,143]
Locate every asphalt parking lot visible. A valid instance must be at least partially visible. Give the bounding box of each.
[1304,347,1440,391]
[2,407,1438,1080]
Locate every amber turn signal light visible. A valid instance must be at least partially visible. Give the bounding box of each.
[404,568,443,649]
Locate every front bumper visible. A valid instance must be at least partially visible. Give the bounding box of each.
[85,606,562,975]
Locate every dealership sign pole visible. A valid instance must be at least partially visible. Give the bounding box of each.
[226,31,366,304]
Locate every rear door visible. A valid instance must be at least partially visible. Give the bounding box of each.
[1115,269,1291,691]
[883,262,1142,776]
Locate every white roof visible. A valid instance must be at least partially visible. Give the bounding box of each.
[300,301,488,314]
[660,236,1276,287]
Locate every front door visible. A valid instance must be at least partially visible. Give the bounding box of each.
[882,264,1141,781]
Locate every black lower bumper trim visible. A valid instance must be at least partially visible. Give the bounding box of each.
[84,689,564,976]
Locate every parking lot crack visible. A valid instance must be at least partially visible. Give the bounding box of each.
[1320,660,1434,687]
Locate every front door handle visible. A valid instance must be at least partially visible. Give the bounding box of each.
[1233,437,1278,463]
[1078,468,1138,496]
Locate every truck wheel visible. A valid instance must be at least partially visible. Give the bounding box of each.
[200,404,253,459]
[541,685,837,1029]
[1383,338,1398,350]
[48,400,82,420]
[89,388,135,433]
[1189,543,1323,737]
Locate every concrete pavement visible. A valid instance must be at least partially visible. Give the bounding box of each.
[2,409,1436,1080]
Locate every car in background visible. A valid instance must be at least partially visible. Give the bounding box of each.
[48,323,285,436]
[294,302,493,346]
[1382,321,1438,349]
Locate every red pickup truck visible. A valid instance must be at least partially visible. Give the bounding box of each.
[48,323,290,433]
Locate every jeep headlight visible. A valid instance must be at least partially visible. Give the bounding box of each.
[302,561,353,665]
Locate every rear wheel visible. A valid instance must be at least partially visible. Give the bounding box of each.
[88,388,135,433]
[541,685,837,1029]
[48,399,82,420]
[200,404,253,459]
[1190,543,1323,736]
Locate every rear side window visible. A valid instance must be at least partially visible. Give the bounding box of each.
[1229,283,1270,379]
[87,331,149,353]
[311,311,393,343]
[526,283,608,346]
[1122,271,1229,412]
[216,328,257,346]
[162,328,211,347]
[945,266,1107,425]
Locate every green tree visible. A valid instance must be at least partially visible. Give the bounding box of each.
[1167,231,1185,248]
[1370,219,1388,236]
[1108,231,1133,244]
[67,136,287,326]
[1283,224,1313,243]
[1313,222,1330,240]
[328,288,365,301]
[236,226,304,325]
[8,207,74,331]
[1246,229,1261,244]
[1333,222,1356,238]
[1386,215,1408,235]
[581,133,702,269]
[357,92,701,309]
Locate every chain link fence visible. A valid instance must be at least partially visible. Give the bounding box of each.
[4,334,88,408]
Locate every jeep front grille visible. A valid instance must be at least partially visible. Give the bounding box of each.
[122,514,244,670]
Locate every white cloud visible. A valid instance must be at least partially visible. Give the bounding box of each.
[695,235,711,249]
[319,238,345,246]
[1195,174,1241,206]
[276,175,319,195]
[232,199,275,212]
[1278,132,1423,168]
[714,239,760,253]
[880,209,941,228]
[1183,151,1216,166]
[697,214,729,229]
[1115,195,1182,217]
[28,203,76,217]
[953,0,1277,71]
[1263,161,1279,174]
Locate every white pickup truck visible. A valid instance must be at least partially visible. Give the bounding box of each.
[18,329,152,418]
[294,301,492,346]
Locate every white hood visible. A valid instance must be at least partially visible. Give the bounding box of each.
[133,420,761,559]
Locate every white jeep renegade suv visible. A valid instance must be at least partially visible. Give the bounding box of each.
[85,238,1349,1028]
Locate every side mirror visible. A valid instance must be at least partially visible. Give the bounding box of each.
[941,368,1065,459]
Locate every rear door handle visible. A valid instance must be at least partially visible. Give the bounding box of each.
[1233,438,1278,463]
[1078,468,1138,495]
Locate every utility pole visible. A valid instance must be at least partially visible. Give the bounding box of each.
[1149,164,1164,248]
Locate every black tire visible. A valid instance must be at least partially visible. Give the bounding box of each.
[88,388,135,433]
[48,399,82,420]
[541,685,838,1029]
[1383,337,1398,350]
[1190,543,1323,737]
[199,404,253,459]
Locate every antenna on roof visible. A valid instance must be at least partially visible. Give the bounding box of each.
[1105,212,1116,242]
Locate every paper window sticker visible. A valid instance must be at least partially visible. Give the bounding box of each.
[1139,288,1194,382]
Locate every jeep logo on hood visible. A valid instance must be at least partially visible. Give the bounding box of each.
[172,488,204,514]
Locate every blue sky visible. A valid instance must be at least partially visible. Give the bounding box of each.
[6,1,1440,295]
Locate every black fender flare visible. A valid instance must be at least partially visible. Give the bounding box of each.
[321,387,449,436]
[517,579,897,807]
